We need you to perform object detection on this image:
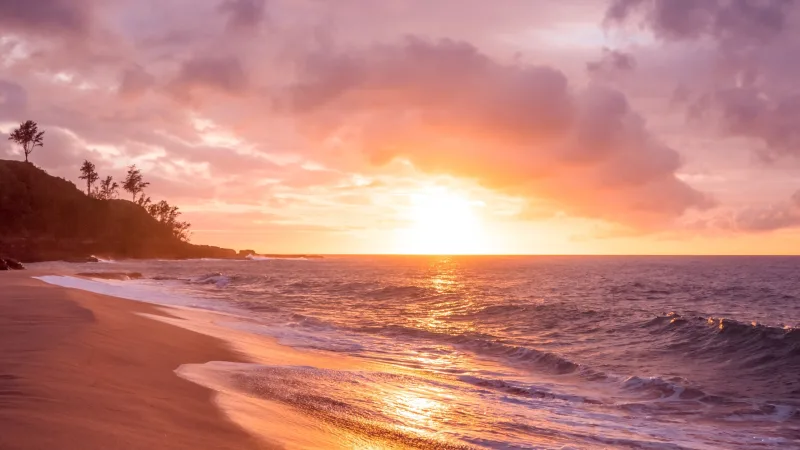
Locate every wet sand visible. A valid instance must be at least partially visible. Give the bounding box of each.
[0,271,269,450]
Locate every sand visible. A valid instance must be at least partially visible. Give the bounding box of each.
[0,271,270,450]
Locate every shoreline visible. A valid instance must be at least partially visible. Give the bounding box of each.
[0,271,268,449]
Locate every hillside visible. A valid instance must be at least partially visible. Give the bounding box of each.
[0,160,236,262]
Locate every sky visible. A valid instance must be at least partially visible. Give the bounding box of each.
[2,0,800,255]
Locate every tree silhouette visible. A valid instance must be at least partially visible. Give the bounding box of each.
[146,200,191,242]
[123,165,150,202]
[78,160,99,196]
[97,176,119,200]
[136,195,152,208]
[8,120,45,163]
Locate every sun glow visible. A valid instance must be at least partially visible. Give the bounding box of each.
[396,188,489,254]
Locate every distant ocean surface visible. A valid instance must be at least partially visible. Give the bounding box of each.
[35,256,800,449]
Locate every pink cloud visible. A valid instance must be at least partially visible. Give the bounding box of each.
[282,37,714,228]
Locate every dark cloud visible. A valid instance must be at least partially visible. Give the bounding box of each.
[218,0,267,31]
[586,48,636,75]
[0,0,93,36]
[169,56,249,100]
[607,0,800,161]
[605,0,792,45]
[707,87,800,161]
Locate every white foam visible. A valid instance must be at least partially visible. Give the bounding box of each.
[246,255,309,261]
[223,321,366,353]
[90,256,116,263]
[33,275,235,313]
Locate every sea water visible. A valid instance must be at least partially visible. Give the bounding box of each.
[35,256,800,449]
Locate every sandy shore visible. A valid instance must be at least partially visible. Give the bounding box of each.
[0,271,268,450]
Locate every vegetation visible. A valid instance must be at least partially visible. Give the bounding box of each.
[147,200,191,242]
[97,176,119,200]
[0,160,227,262]
[0,120,212,261]
[7,120,45,163]
[78,160,99,196]
[123,165,149,202]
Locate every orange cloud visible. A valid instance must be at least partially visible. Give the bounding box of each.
[283,37,714,228]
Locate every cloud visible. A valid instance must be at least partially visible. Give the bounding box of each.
[606,0,800,161]
[605,0,792,44]
[702,87,800,161]
[586,48,636,75]
[283,37,713,228]
[732,190,800,232]
[0,0,94,36]
[218,0,267,31]
[118,66,156,99]
[168,56,250,101]
[0,80,27,119]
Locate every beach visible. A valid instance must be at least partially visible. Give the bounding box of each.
[0,271,267,450]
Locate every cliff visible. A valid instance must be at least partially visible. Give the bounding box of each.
[0,160,236,262]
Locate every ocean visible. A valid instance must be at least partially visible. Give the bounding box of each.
[34,256,800,449]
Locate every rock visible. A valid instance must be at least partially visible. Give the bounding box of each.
[238,249,257,257]
[0,259,8,271]
[4,258,24,270]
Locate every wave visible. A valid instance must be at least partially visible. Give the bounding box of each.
[192,273,232,288]
[618,375,708,401]
[458,375,597,404]
[76,271,143,281]
[368,285,430,300]
[350,323,583,375]
[645,313,800,359]
[246,255,311,261]
[643,312,800,398]
[33,275,231,312]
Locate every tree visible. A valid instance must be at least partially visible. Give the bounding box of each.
[136,195,152,208]
[8,120,45,163]
[78,160,99,196]
[146,200,191,242]
[97,176,119,200]
[123,165,150,202]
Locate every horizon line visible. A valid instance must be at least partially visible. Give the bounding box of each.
[250,253,800,257]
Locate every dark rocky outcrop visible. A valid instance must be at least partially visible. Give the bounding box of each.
[0,160,238,263]
[238,249,256,257]
[0,257,25,270]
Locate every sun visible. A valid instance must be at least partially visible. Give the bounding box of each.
[395,188,488,254]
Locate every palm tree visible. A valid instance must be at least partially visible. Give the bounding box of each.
[8,120,45,163]
[79,160,99,196]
